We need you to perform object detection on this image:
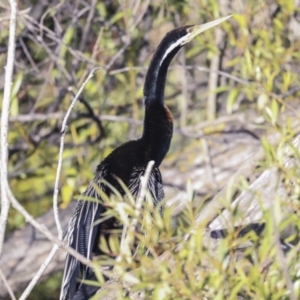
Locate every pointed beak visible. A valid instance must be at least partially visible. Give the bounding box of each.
[183,15,232,44]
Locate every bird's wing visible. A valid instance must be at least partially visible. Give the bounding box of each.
[128,166,165,206]
[60,166,107,300]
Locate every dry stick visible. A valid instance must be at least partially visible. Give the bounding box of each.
[19,68,102,299]
[22,15,99,67]
[19,135,65,300]
[8,112,142,125]
[19,245,60,300]
[19,37,39,74]
[0,0,17,258]
[0,268,16,300]
[197,118,300,228]
[78,0,97,52]
[2,177,93,268]
[116,161,155,267]
[0,169,114,280]
[105,1,150,72]
[56,68,101,239]
[62,67,102,131]
[52,132,67,240]
[7,111,244,134]
[109,64,251,87]
[129,0,150,32]
[0,7,30,22]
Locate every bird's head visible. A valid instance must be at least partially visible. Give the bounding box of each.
[158,15,232,66]
[144,15,232,105]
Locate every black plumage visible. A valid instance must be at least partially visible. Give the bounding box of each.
[60,17,230,300]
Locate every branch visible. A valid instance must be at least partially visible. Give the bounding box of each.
[0,0,17,258]
[19,245,61,300]
[116,161,154,267]
[18,68,103,299]
[0,126,263,297]
[0,268,16,300]
[198,118,300,228]
[0,202,76,298]
[8,112,143,125]
[0,174,93,269]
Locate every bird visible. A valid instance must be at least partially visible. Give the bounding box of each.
[60,15,231,300]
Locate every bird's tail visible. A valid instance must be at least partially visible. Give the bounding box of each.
[210,222,293,252]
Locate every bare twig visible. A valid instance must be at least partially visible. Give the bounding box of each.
[19,245,60,300]
[105,41,131,71]
[52,131,66,239]
[19,38,39,74]
[128,0,150,31]
[8,112,142,125]
[0,0,17,258]
[0,169,101,273]
[62,67,101,132]
[203,119,300,228]
[116,161,154,266]
[133,161,155,230]
[0,268,16,300]
[22,15,100,67]
[54,68,101,237]
[19,68,104,299]
[78,0,97,52]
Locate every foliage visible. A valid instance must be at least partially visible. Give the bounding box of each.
[1,0,300,299]
[80,177,300,300]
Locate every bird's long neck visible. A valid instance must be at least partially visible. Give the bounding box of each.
[143,41,181,106]
[141,36,182,166]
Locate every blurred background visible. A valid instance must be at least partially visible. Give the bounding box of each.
[1,0,300,298]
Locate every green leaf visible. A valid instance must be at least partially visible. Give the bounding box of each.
[226,88,239,114]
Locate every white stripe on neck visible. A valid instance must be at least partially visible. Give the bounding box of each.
[159,34,191,66]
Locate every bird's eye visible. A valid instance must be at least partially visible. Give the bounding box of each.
[186,27,193,34]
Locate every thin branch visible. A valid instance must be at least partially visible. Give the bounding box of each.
[54,68,101,238]
[78,0,97,52]
[61,67,102,132]
[105,41,131,71]
[201,119,300,228]
[116,161,154,265]
[19,68,104,299]
[52,130,66,239]
[8,112,142,125]
[136,161,155,213]
[0,268,16,300]
[0,0,17,258]
[0,7,29,22]
[19,37,39,74]
[0,168,101,273]
[19,245,60,300]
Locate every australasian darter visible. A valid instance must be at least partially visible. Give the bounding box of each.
[60,16,231,300]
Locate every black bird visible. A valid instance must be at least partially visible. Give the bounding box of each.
[60,16,231,300]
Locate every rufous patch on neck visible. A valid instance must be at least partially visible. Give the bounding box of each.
[164,105,173,124]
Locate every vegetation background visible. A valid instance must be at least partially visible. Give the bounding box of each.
[1,0,300,299]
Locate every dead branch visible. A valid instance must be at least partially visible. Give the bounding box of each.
[0,0,17,258]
